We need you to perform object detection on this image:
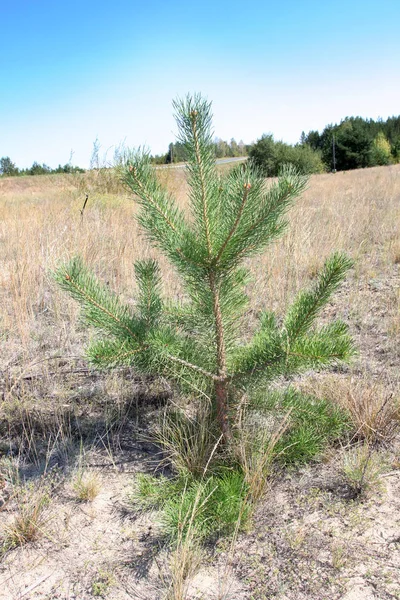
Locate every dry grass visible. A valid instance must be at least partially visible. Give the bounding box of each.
[236,404,291,503]
[1,165,399,365]
[154,402,217,477]
[1,163,399,475]
[166,541,202,600]
[2,484,51,549]
[300,375,400,443]
[340,443,387,495]
[72,469,101,502]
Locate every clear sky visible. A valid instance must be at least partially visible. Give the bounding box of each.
[1,0,399,169]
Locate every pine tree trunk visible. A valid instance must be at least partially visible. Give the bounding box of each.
[215,379,232,443]
[209,271,232,444]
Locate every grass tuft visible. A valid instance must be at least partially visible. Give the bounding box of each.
[153,404,217,478]
[3,485,51,549]
[72,469,101,502]
[301,376,400,443]
[237,405,291,502]
[340,443,387,495]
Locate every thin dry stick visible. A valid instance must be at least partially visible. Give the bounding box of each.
[19,574,53,598]
[80,193,89,219]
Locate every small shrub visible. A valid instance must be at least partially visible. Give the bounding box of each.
[55,93,354,448]
[249,134,325,176]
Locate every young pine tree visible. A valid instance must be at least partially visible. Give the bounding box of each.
[54,94,354,444]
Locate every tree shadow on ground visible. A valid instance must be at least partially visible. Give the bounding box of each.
[0,370,173,484]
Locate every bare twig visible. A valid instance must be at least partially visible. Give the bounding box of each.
[80,193,89,218]
[19,574,52,598]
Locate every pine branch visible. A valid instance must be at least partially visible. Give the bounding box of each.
[122,151,205,269]
[54,258,143,341]
[191,109,213,257]
[215,183,251,263]
[122,150,213,278]
[287,321,356,369]
[229,314,285,382]
[165,353,219,381]
[173,94,218,257]
[123,152,181,234]
[283,252,353,345]
[216,166,308,270]
[87,339,147,368]
[229,315,354,385]
[135,259,162,327]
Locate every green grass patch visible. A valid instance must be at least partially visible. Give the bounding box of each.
[131,470,250,543]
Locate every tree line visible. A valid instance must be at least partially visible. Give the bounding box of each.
[0,156,84,177]
[249,115,400,176]
[2,114,400,178]
[152,137,249,164]
[152,114,400,174]
[301,115,400,171]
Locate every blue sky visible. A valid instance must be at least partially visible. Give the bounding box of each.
[1,0,400,168]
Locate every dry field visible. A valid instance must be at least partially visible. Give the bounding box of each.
[0,164,399,599]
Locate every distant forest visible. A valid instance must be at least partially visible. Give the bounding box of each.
[1,115,400,177]
[301,115,400,171]
[152,137,249,164]
[0,157,84,177]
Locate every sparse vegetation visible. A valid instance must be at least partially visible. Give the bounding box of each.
[2,484,51,549]
[72,469,101,502]
[0,102,399,598]
[91,569,115,597]
[340,443,387,496]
